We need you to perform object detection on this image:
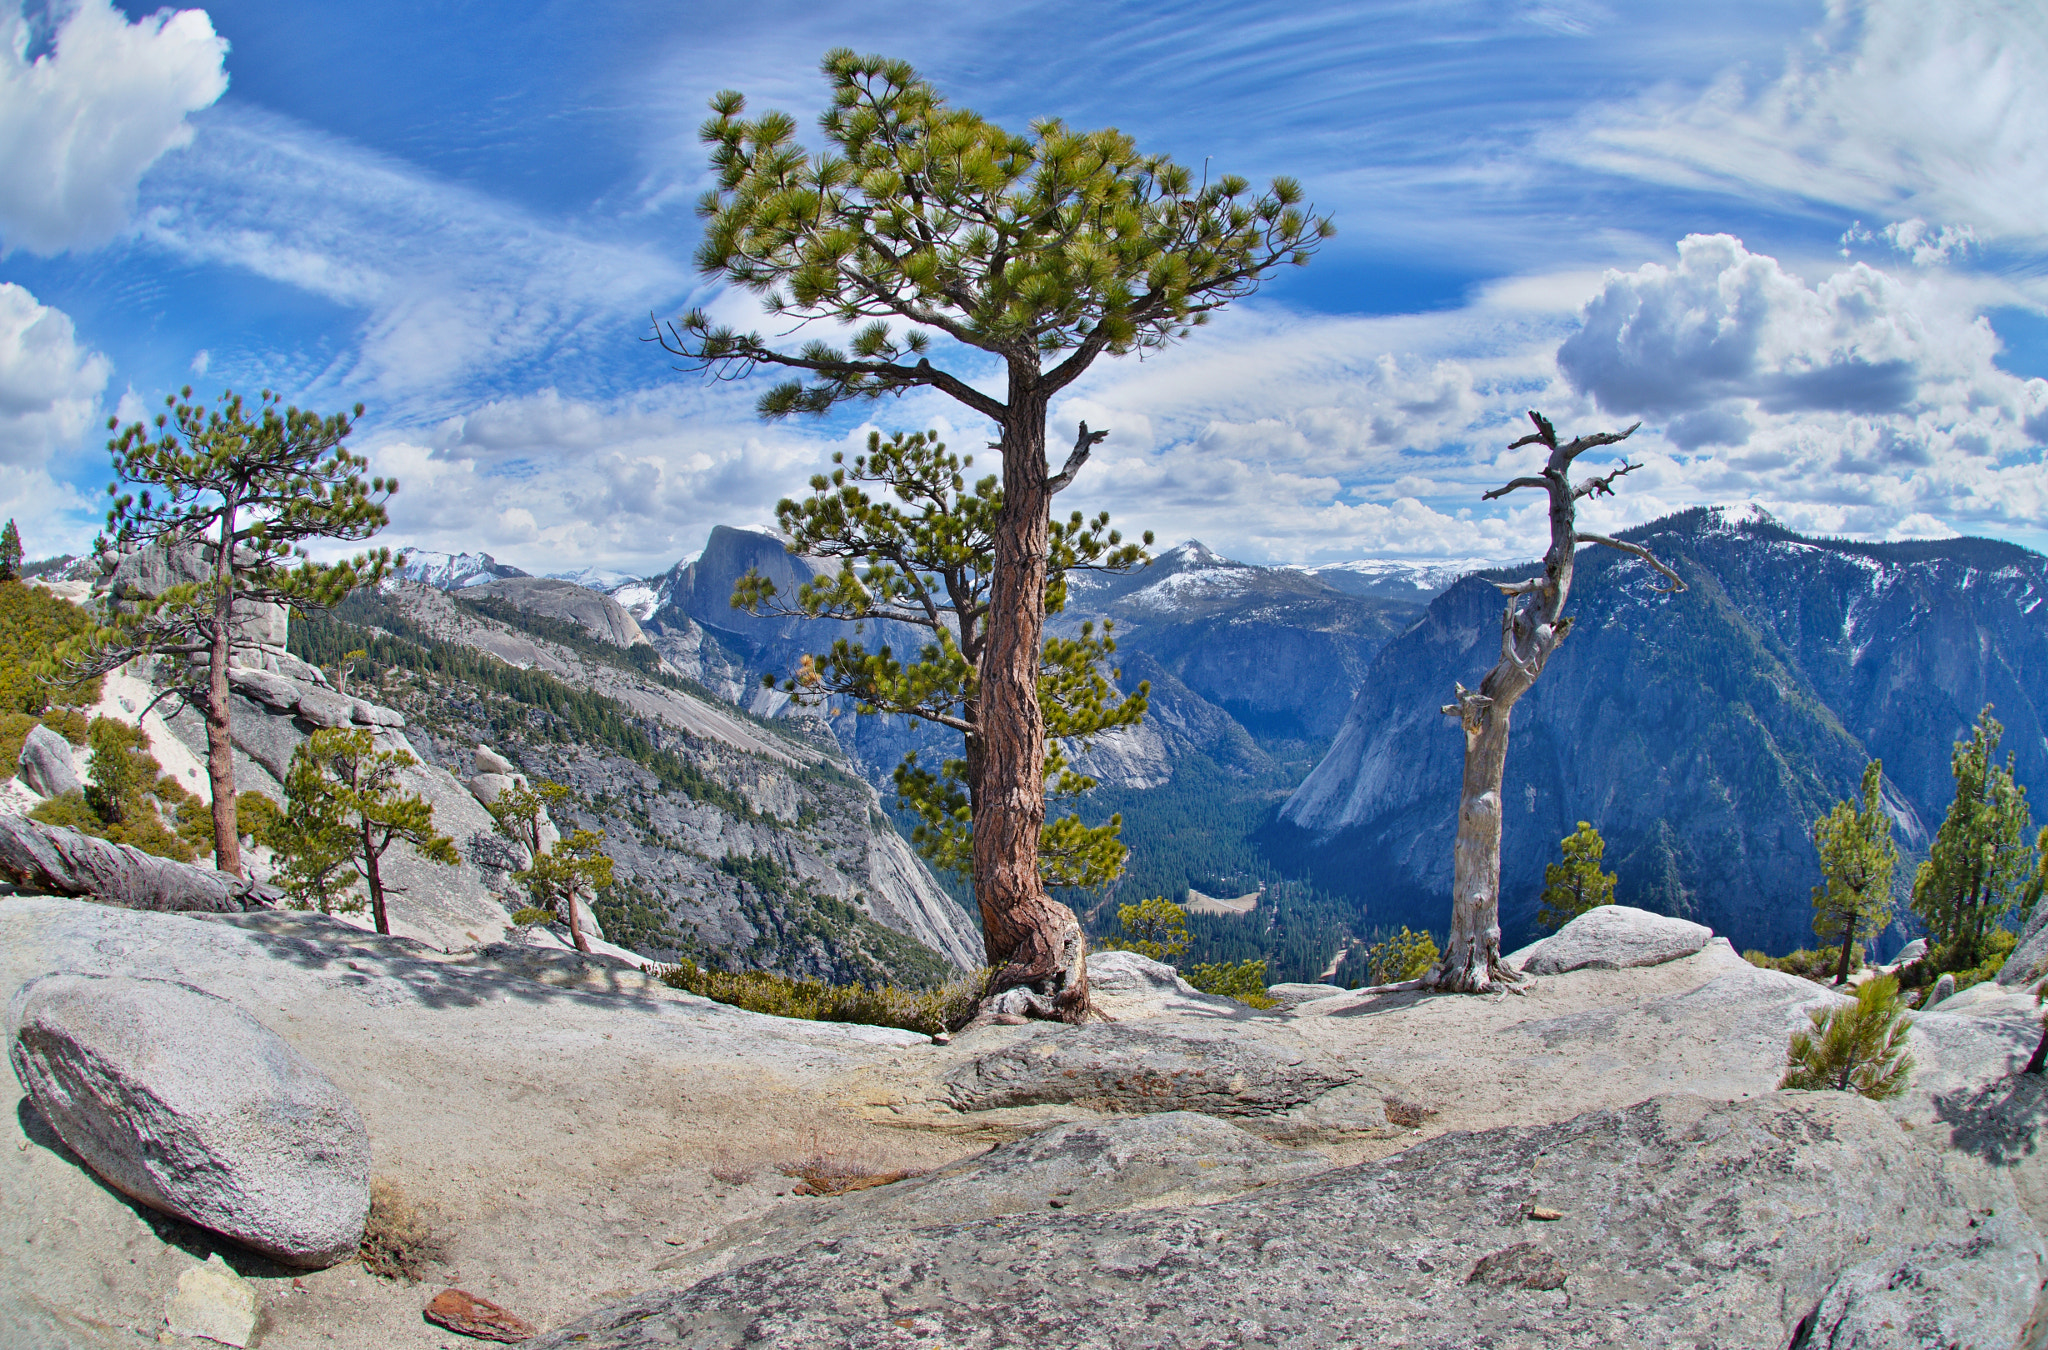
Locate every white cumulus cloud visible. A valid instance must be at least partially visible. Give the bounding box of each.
[0,0,228,255]
[0,281,110,553]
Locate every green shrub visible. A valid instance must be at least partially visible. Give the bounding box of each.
[1096,895,1190,962]
[509,906,555,927]
[0,581,99,714]
[1363,927,1439,986]
[23,716,211,863]
[1184,958,1277,1009]
[653,959,990,1037]
[1744,946,1861,984]
[1780,973,1915,1100]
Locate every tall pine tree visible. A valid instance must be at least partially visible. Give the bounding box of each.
[1810,760,1900,985]
[660,51,1330,1018]
[1912,706,2036,972]
[57,388,395,875]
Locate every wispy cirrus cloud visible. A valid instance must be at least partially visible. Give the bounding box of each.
[132,103,691,414]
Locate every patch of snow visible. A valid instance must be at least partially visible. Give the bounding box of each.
[547,567,639,591]
[391,548,528,591]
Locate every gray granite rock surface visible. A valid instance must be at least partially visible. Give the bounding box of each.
[1512,904,1713,975]
[530,1091,2043,1349]
[9,973,370,1266]
[14,723,79,798]
[0,816,265,912]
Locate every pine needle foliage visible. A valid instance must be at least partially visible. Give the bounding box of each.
[1809,760,1901,984]
[1364,927,1441,986]
[1184,958,1276,1008]
[1096,895,1191,962]
[1912,705,2036,974]
[268,728,457,934]
[1780,973,1915,1100]
[1536,821,1617,932]
[736,428,1151,890]
[667,51,1333,414]
[53,387,397,875]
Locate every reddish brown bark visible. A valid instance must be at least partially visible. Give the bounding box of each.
[205,498,244,878]
[972,379,1090,1020]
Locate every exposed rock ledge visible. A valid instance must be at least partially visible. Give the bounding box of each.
[6,894,2048,1346]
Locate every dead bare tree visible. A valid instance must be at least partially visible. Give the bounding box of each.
[1430,411,1685,993]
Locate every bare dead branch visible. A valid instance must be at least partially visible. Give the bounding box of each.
[1556,422,1641,465]
[1572,459,1642,500]
[1574,532,1687,593]
[1046,422,1110,495]
[1482,476,1551,502]
[1493,578,1544,597]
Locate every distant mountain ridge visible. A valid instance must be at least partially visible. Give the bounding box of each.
[1278,506,2048,956]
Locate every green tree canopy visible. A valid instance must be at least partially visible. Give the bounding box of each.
[1912,706,2036,972]
[1097,895,1190,964]
[271,728,456,935]
[0,520,20,581]
[1810,760,1901,985]
[1535,821,1617,932]
[57,388,397,876]
[658,50,1329,1020]
[737,428,1150,895]
[487,777,614,953]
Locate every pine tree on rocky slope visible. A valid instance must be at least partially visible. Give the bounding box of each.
[658,51,1330,1018]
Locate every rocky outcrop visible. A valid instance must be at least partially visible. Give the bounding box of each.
[13,723,78,798]
[0,816,268,912]
[466,577,652,649]
[530,1091,2042,1349]
[9,973,370,1267]
[1280,508,2048,954]
[1086,949,1250,1020]
[1508,905,1713,975]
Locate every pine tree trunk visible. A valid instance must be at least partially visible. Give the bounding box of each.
[363,822,389,935]
[2026,1024,2048,1075]
[565,891,590,953]
[973,382,1089,1020]
[205,503,244,878]
[1835,923,1858,985]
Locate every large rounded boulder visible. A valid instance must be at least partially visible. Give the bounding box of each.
[8,973,370,1266]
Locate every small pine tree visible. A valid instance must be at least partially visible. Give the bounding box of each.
[1536,821,1617,931]
[1364,927,1440,986]
[0,520,20,581]
[1810,760,1901,985]
[487,778,614,953]
[272,728,457,934]
[1780,973,1915,1100]
[1099,896,1190,963]
[1912,706,2036,973]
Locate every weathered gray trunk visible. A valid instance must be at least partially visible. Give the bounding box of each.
[1429,412,1677,994]
[1438,702,1515,991]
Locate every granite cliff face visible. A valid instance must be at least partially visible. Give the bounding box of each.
[1280,507,2048,954]
[300,581,985,978]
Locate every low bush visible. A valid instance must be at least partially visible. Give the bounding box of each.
[652,959,990,1038]
[1364,927,1439,986]
[1184,957,1277,1009]
[1780,973,1915,1100]
[25,717,212,863]
[358,1177,444,1282]
[1097,895,1190,963]
[1744,946,1861,984]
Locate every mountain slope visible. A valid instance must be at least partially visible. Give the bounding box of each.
[298,583,985,978]
[1278,507,2048,955]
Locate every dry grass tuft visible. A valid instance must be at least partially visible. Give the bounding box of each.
[1383,1096,1437,1129]
[778,1155,917,1197]
[359,1177,445,1282]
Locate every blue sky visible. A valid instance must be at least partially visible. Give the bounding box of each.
[1,0,2043,570]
